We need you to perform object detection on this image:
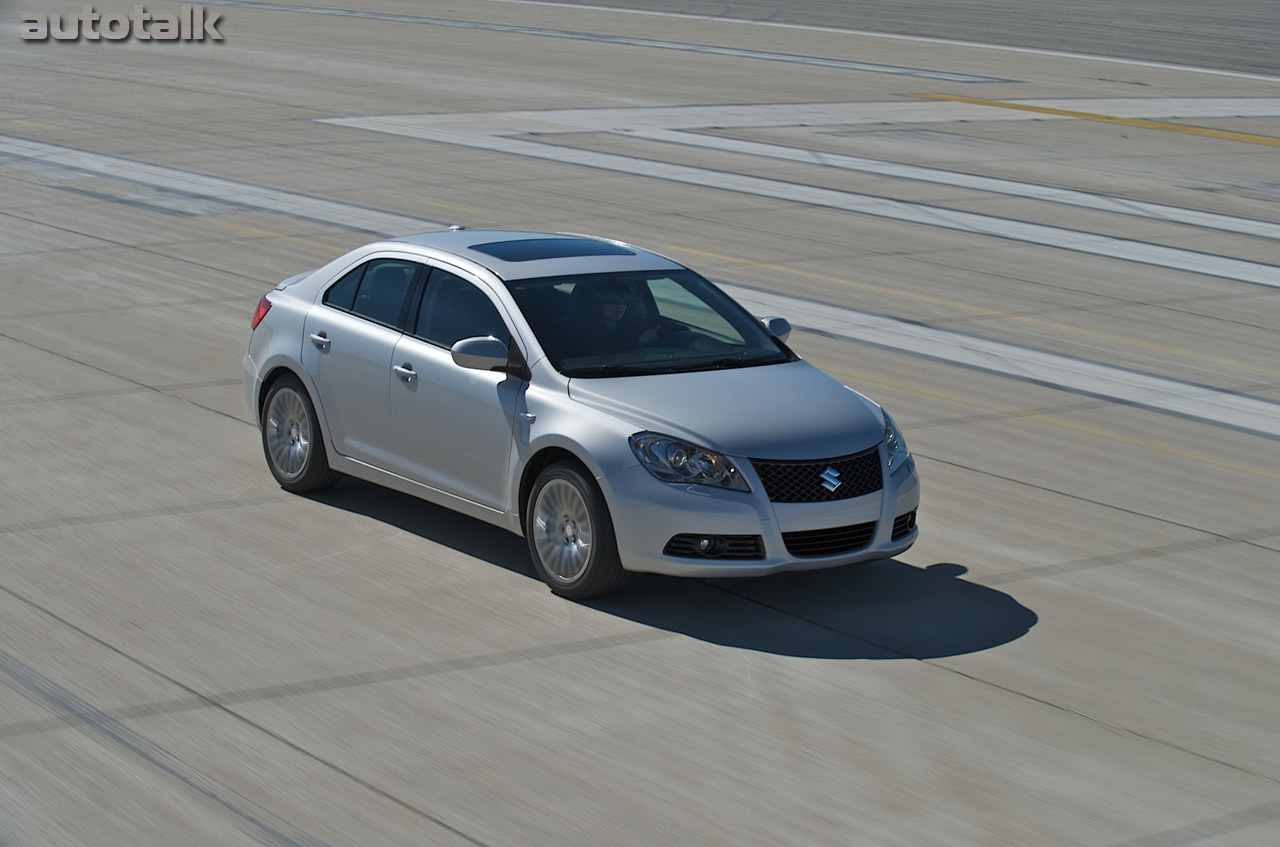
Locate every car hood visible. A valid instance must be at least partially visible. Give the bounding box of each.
[567,360,885,460]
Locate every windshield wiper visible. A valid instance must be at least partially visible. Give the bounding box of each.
[701,355,748,368]
[568,363,659,377]
[664,354,753,373]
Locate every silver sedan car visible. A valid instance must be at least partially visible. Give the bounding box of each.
[243,231,920,598]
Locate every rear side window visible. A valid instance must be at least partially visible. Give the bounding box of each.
[323,265,364,311]
[415,269,511,348]
[323,259,421,327]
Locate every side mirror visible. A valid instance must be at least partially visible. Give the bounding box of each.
[451,336,510,371]
[760,316,791,343]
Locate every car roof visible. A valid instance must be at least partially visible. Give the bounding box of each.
[389,230,686,280]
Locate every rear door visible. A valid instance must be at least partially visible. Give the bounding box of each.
[302,256,424,468]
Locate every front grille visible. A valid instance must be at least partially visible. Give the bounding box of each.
[782,521,877,557]
[663,534,766,560]
[891,510,917,541]
[751,448,882,503]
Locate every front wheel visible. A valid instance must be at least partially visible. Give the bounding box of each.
[260,374,339,492]
[526,462,628,599]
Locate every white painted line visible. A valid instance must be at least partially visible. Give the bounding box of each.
[632,129,1280,241]
[0,136,439,236]
[352,98,1280,135]
[326,117,1280,289]
[480,0,1280,84]
[4,135,1274,437]
[723,284,1280,440]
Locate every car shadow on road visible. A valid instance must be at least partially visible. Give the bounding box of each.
[307,479,1036,660]
[596,564,1037,659]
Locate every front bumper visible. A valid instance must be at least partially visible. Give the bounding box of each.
[600,452,920,578]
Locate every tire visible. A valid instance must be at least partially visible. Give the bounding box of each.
[260,374,339,493]
[525,461,628,599]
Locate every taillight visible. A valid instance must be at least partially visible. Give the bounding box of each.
[250,294,272,330]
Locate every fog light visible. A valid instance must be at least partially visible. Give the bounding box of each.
[696,535,728,557]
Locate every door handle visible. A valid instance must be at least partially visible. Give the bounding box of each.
[518,412,536,422]
[393,364,417,381]
[309,332,331,349]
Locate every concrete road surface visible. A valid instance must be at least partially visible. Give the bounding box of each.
[532,0,1280,76]
[1,1,1278,844]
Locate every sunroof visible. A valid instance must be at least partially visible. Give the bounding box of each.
[470,238,635,262]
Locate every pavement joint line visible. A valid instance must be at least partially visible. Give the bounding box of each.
[0,649,335,847]
[154,377,245,391]
[0,376,242,406]
[0,297,237,322]
[920,659,1280,786]
[975,528,1280,585]
[52,184,209,218]
[709,581,1280,787]
[0,496,291,535]
[197,0,1013,83]
[11,560,1277,802]
[2,456,1274,812]
[1104,799,1280,847]
[909,93,1280,147]
[0,206,286,289]
[212,630,677,706]
[0,326,256,429]
[915,452,1280,559]
[6,525,1278,813]
[0,630,677,741]
[0,581,494,844]
[0,386,153,407]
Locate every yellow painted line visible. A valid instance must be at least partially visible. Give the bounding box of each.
[3,119,56,129]
[907,93,1280,147]
[412,198,487,215]
[811,359,1280,483]
[667,244,991,315]
[662,244,1280,378]
[212,222,342,254]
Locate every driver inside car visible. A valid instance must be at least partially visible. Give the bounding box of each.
[576,283,661,352]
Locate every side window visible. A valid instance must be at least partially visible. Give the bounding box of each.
[415,270,511,349]
[323,264,364,311]
[351,259,420,327]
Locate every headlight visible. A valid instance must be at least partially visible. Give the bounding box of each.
[629,432,750,492]
[884,412,911,471]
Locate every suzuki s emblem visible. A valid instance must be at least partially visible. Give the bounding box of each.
[819,466,842,492]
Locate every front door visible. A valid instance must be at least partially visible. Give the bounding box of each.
[390,267,521,510]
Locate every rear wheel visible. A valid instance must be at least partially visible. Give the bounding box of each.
[526,461,628,599]
[260,374,338,492]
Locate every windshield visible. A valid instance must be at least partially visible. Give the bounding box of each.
[507,270,796,377]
